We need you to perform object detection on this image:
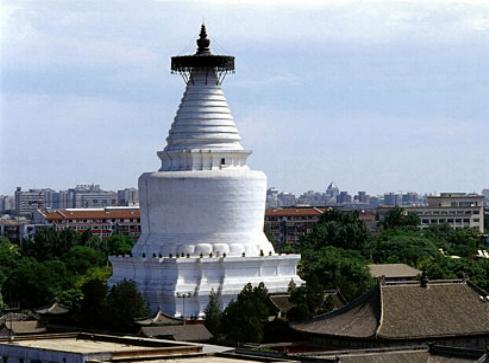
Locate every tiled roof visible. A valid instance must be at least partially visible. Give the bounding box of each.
[291,286,381,338]
[379,281,489,339]
[368,264,421,279]
[135,310,182,326]
[35,302,70,315]
[269,294,294,314]
[303,345,486,363]
[291,280,489,340]
[0,320,46,335]
[139,324,213,342]
[42,208,140,221]
[270,291,346,315]
[265,207,326,217]
[0,312,34,323]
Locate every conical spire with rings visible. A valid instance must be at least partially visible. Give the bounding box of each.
[159,25,250,171]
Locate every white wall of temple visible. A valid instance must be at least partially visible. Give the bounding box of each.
[133,168,274,258]
[110,254,303,317]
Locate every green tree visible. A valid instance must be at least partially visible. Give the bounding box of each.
[368,228,440,266]
[287,276,333,321]
[380,207,420,229]
[2,259,71,308]
[0,237,22,275]
[80,278,109,328]
[106,234,134,256]
[425,225,482,257]
[23,227,82,261]
[105,279,149,332]
[222,283,271,344]
[204,289,222,337]
[300,246,373,301]
[300,209,370,251]
[64,245,106,275]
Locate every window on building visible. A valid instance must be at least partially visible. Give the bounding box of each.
[3,356,7,363]
[455,219,462,223]
[463,219,470,223]
[221,158,226,165]
[447,219,454,223]
[430,219,438,224]
[422,219,429,224]
[474,218,480,222]
[474,210,480,214]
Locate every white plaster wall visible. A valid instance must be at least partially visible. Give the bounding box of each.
[132,168,274,257]
[110,254,303,317]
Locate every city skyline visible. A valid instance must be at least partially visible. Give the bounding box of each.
[1,1,488,195]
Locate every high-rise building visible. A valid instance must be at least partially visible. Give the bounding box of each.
[266,187,279,208]
[356,191,369,204]
[384,192,402,206]
[482,189,489,206]
[378,193,485,233]
[14,187,45,216]
[336,191,352,204]
[325,182,339,203]
[278,192,297,207]
[110,25,302,317]
[401,192,419,205]
[70,184,117,208]
[0,195,14,213]
[117,187,139,206]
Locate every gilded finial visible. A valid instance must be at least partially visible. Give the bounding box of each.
[196,23,210,55]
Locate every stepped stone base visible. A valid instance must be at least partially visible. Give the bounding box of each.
[109,254,303,317]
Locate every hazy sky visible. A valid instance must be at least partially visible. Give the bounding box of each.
[1,0,488,195]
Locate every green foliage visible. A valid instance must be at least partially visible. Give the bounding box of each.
[106,234,134,256]
[380,207,420,229]
[368,228,441,266]
[287,276,334,321]
[23,227,82,261]
[80,278,109,328]
[300,246,373,301]
[0,238,21,275]
[57,288,84,310]
[222,283,271,344]
[105,279,149,332]
[295,210,374,301]
[300,209,370,251]
[2,258,72,308]
[75,266,112,288]
[204,289,222,337]
[425,225,482,257]
[64,245,106,275]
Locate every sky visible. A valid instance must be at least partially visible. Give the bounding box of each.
[1,0,488,196]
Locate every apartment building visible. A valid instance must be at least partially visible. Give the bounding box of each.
[36,206,141,240]
[379,193,484,233]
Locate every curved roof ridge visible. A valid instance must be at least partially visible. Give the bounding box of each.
[374,281,384,338]
[290,284,380,338]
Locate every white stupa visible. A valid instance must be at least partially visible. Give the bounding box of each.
[110,25,302,317]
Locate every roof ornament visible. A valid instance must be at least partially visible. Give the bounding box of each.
[171,24,235,84]
[196,23,210,55]
[420,271,429,288]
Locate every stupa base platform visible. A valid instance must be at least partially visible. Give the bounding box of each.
[109,254,303,317]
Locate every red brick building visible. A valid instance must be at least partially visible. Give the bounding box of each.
[37,207,141,240]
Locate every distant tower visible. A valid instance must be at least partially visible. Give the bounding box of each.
[110,25,302,317]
